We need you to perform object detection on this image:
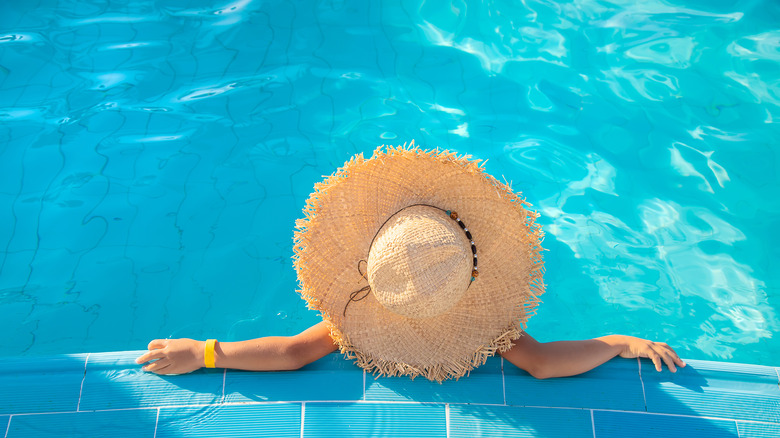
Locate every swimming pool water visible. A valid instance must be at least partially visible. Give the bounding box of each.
[1,0,778,367]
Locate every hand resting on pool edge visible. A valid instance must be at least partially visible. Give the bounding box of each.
[135,321,685,378]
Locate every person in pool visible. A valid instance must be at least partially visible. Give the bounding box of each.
[136,145,686,380]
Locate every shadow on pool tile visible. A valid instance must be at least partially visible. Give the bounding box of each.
[0,354,87,415]
[365,357,503,403]
[642,359,780,423]
[504,357,644,411]
[79,351,224,410]
[224,352,363,402]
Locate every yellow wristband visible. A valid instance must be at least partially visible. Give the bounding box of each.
[204,339,217,368]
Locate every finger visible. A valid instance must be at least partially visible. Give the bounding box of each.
[136,349,167,365]
[664,347,686,368]
[148,339,168,350]
[143,358,171,373]
[653,343,685,368]
[663,346,686,369]
[655,347,677,373]
[649,351,662,372]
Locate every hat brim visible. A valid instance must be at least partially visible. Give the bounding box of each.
[293,142,545,382]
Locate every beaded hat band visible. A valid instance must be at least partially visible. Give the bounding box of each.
[293,142,545,382]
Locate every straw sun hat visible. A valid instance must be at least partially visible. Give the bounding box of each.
[293,141,545,382]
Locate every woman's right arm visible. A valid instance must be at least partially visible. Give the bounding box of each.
[500,332,685,379]
[135,321,337,375]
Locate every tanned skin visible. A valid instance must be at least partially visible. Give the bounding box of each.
[137,321,685,378]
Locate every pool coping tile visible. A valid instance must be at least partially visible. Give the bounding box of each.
[449,404,593,438]
[365,356,503,403]
[641,359,780,423]
[736,421,780,438]
[593,410,739,438]
[224,352,363,403]
[79,351,224,410]
[156,403,302,438]
[5,409,158,438]
[0,354,87,415]
[303,402,447,438]
[504,357,645,411]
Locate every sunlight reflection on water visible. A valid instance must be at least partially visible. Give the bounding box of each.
[1,0,778,366]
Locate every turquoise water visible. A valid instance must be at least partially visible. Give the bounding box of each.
[0,0,778,367]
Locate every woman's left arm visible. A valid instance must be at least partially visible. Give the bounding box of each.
[500,333,686,379]
[136,322,337,375]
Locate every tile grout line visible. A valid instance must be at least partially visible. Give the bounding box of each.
[362,369,366,400]
[590,410,596,438]
[4,415,12,438]
[76,353,90,412]
[587,409,776,424]
[445,403,450,438]
[735,420,742,438]
[775,368,780,389]
[152,408,160,438]
[637,358,647,412]
[221,369,227,403]
[501,357,506,405]
[300,402,306,438]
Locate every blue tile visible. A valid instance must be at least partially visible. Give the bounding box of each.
[594,410,738,437]
[6,409,157,438]
[1,416,9,434]
[366,357,503,403]
[642,359,780,423]
[304,402,446,438]
[449,405,592,437]
[738,422,780,438]
[79,351,223,410]
[504,357,644,410]
[0,354,87,414]
[224,353,363,403]
[157,403,301,438]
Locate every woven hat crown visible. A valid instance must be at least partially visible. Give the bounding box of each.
[367,205,473,319]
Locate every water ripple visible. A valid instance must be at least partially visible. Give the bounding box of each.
[0,33,44,44]
[1,0,778,365]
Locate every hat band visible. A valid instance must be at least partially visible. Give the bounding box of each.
[342,203,479,317]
